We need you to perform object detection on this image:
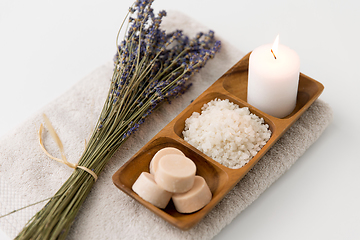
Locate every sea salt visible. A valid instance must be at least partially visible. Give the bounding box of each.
[182,98,271,169]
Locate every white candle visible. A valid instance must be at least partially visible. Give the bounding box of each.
[247,35,300,118]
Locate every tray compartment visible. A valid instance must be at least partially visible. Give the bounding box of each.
[221,53,323,120]
[112,136,229,230]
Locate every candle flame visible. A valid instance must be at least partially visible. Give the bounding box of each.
[271,34,279,59]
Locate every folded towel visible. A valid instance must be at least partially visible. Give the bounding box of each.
[0,11,332,240]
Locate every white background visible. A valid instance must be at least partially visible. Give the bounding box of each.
[0,0,359,239]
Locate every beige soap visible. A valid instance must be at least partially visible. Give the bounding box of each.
[154,154,196,193]
[149,147,185,175]
[132,172,172,209]
[172,176,212,213]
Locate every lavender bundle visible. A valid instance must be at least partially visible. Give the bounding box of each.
[15,0,220,239]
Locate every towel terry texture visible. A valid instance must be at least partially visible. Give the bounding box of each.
[0,11,332,240]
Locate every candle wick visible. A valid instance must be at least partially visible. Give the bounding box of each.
[271,49,277,59]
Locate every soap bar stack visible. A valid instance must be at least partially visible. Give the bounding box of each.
[132,147,212,213]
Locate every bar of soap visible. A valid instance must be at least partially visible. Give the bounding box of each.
[172,176,212,213]
[149,147,184,175]
[132,172,172,209]
[155,154,196,193]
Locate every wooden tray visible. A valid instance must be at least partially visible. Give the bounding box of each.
[112,52,324,230]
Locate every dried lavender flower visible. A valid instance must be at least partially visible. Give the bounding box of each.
[14,1,221,239]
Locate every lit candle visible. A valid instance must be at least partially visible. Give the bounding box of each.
[247,35,300,118]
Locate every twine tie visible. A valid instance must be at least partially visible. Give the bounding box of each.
[38,114,98,182]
